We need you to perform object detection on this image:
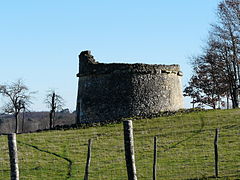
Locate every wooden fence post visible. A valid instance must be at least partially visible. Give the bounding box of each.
[123,120,137,180]
[214,128,219,178]
[84,139,92,180]
[153,136,157,180]
[8,133,19,180]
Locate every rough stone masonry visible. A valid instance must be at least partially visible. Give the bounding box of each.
[76,51,183,123]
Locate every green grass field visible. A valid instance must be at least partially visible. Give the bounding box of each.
[0,109,239,179]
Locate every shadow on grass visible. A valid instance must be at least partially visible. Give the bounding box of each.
[186,176,215,180]
[17,140,73,179]
[0,169,10,172]
[186,174,240,180]
[163,116,205,152]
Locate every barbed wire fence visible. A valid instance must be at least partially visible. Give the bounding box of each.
[0,115,239,180]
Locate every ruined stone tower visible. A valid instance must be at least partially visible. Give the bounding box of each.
[76,51,183,123]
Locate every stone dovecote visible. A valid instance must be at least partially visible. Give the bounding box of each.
[76,50,183,123]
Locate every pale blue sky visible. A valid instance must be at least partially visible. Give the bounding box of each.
[0,0,221,111]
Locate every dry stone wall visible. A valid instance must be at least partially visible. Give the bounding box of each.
[76,51,183,123]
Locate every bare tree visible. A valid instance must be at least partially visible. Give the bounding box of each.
[183,79,202,108]
[45,90,64,129]
[215,0,240,107]
[185,0,240,109]
[0,80,34,133]
[184,50,228,109]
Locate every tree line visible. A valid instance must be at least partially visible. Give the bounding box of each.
[0,79,65,133]
[184,0,240,109]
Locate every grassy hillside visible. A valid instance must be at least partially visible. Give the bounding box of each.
[0,109,239,179]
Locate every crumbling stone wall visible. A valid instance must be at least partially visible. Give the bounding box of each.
[76,51,183,123]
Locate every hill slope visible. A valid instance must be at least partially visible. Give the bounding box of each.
[0,109,239,179]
